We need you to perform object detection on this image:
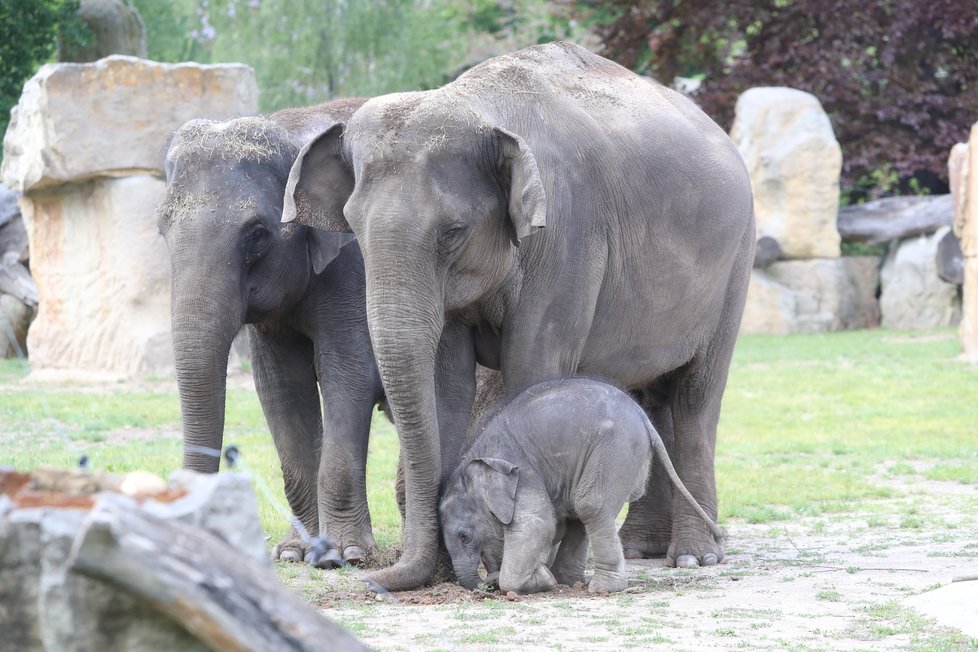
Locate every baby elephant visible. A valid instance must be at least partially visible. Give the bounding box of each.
[439,378,724,594]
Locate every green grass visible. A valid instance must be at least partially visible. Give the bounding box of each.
[1,327,976,547]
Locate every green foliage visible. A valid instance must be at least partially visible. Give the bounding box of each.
[130,0,467,113]
[0,0,88,154]
[130,0,580,114]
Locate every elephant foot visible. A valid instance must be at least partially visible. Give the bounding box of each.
[588,571,628,593]
[665,530,724,569]
[343,545,367,565]
[272,527,310,563]
[499,565,557,595]
[552,566,587,587]
[619,530,671,560]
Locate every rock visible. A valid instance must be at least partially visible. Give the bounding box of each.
[741,257,880,334]
[937,229,964,285]
[753,236,782,269]
[0,468,365,652]
[1,56,258,192]
[880,227,961,329]
[0,294,35,358]
[958,123,978,359]
[903,581,978,639]
[730,87,842,259]
[0,183,19,228]
[21,176,173,379]
[0,257,37,306]
[59,0,147,62]
[949,141,969,236]
[161,470,270,566]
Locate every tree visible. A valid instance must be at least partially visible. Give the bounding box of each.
[572,0,978,201]
[0,0,87,154]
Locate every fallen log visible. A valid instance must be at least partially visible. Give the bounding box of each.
[837,194,952,245]
[69,493,368,652]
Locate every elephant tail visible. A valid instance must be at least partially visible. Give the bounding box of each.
[642,416,725,542]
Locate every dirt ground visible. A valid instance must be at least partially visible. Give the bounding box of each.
[290,469,978,651]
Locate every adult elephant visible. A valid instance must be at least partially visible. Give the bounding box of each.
[158,99,386,564]
[285,42,755,590]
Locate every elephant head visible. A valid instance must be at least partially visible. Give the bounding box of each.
[283,93,547,588]
[159,116,353,473]
[438,457,517,589]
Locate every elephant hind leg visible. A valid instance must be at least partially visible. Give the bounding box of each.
[619,382,675,559]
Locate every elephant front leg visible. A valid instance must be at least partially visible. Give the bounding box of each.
[316,345,384,566]
[497,509,558,595]
[549,519,588,586]
[250,327,322,563]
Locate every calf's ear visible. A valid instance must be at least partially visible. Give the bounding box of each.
[307,231,356,275]
[466,457,519,525]
[283,123,354,233]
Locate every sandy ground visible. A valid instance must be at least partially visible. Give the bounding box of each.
[300,472,978,651]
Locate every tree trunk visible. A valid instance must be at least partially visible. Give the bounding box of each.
[69,493,368,652]
[837,194,952,244]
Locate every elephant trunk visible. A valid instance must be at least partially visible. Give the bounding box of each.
[363,254,445,590]
[171,275,244,473]
[453,563,482,590]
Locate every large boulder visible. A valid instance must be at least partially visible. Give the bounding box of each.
[956,123,978,358]
[880,227,961,329]
[1,57,257,377]
[59,0,148,62]
[741,257,880,334]
[730,87,842,259]
[20,176,172,378]
[1,56,258,192]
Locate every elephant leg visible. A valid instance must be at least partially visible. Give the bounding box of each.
[665,277,746,568]
[582,512,628,593]
[550,519,588,586]
[315,339,385,565]
[498,518,558,595]
[620,388,675,559]
[250,326,322,562]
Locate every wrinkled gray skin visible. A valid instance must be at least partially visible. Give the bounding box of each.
[440,378,724,595]
[285,42,754,590]
[158,99,386,564]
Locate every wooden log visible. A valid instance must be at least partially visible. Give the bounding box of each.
[837,194,952,244]
[69,494,369,652]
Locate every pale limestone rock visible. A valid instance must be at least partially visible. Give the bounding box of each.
[958,123,978,358]
[741,257,880,334]
[880,227,961,329]
[1,56,257,192]
[59,0,148,62]
[730,87,842,259]
[21,176,173,379]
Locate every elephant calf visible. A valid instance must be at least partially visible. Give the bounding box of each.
[439,378,724,595]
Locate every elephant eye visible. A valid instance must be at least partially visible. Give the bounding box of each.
[437,222,468,255]
[457,529,472,544]
[243,223,271,265]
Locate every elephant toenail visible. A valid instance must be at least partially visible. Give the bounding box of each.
[676,554,700,568]
[344,545,366,563]
[702,553,719,566]
[278,548,302,562]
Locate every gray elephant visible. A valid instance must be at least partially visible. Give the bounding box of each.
[284,41,754,590]
[157,99,386,564]
[440,378,724,595]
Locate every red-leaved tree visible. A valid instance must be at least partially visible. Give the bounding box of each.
[569,0,978,200]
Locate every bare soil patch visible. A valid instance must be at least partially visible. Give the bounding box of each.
[284,473,978,650]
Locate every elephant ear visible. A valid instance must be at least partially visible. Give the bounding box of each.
[283,123,354,233]
[494,126,547,242]
[307,230,356,275]
[467,457,520,525]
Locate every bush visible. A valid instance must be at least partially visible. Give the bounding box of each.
[0,0,88,149]
[573,0,978,202]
